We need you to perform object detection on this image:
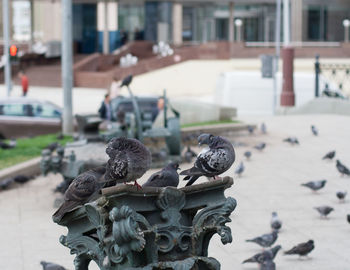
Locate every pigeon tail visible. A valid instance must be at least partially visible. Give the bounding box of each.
[180,167,203,176]
[52,200,82,223]
[185,175,200,186]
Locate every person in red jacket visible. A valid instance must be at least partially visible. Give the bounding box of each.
[18,71,29,96]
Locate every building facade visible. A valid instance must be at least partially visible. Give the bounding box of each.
[2,0,350,53]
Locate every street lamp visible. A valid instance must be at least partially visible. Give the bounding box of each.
[235,19,243,42]
[343,19,350,43]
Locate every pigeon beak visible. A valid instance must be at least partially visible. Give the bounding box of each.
[177,167,181,171]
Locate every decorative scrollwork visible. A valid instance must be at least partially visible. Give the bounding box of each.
[156,187,185,224]
[109,206,146,261]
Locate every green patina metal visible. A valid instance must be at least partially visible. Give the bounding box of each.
[54,176,236,270]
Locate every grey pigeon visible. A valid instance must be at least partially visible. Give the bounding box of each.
[105,137,152,189]
[336,191,347,202]
[246,230,278,248]
[347,214,350,224]
[283,137,299,145]
[261,260,276,270]
[247,125,255,134]
[284,240,314,257]
[142,162,180,188]
[301,180,326,192]
[242,245,281,264]
[322,150,335,160]
[180,134,235,186]
[336,160,350,176]
[40,261,66,270]
[234,161,244,177]
[120,74,133,87]
[270,212,282,231]
[314,206,334,218]
[0,178,14,190]
[261,123,267,134]
[254,142,266,151]
[13,175,32,184]
[311,125,318,136]
[52,166,107,223]
[184,146,197,163]
[244,151,252,160]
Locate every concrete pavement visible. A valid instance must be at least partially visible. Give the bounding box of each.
[0,114,349,270]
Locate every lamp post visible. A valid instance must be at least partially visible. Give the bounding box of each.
[235,19,243,42]
[343,19,350,43]
[2,0,12,96]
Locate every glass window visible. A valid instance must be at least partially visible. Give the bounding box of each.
[2,103,25,116]
[32,103,61,118]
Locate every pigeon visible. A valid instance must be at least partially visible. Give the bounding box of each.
[120,74,133,87]
[246,230,278,248]
[322,150,335,160]
[142,162,180,188]
[105,137,152,189]
[336,191,347,202]
[261,123,267,134]
[45,142,60,153]
[0,139,16,149]
[347,214,350,224]
[242,245,281,264]
[0,178,14,190]
[314,206,334,218]
[234,161,244,177]
[247,125,255,134]
[261,260,276,270]
[40,261,66,270]
[184,146,197,163]
[244,151,252,160]
[180,133,235,186]
[283,137,299,145]
[52,166,108,223]
[13,175,31,184]
[336,160,350,176]
[254,142,266,151]
[284,240,315,257]
[311,125,318,136]
[270,212,282,231]
[301,180,326,192]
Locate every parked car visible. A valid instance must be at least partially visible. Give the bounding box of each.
[0,97,62,139]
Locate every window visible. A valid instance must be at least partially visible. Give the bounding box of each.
[2,103,25,116]
[32,103,61,118]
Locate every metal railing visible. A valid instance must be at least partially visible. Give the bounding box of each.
[315,55,350,98]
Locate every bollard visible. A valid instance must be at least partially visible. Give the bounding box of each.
[315,54,320,98]
[280,47,295,106]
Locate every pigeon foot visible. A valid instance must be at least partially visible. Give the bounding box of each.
[133,180,142,190]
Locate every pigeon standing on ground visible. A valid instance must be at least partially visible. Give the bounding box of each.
[242,245,282,264]
[336,191,347,203]
[0,178,14,190]
[105,137,152,189]
[283,137,299,145]
[261,260,276,270]
[301,180,327,192]
[246,230,278,248]
[261,123,267,134]
[142,162,180,188]
[0,139,16,149]
[40,261,66,270]
[234,161,244,177]
[270,212,282,231]
[311,125,318,136]
[52,166,108,222]
[336,160,350,176]
[13,175,32,184]
[284,240,315,258]
[180,134,235,187]
[314,206,334,218]
[322,150,335,160]
[254,142,266,151]
[247,125,255,134]
[184,146,197,163]
[244,151,252,160]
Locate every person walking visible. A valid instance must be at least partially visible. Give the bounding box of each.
[18,71,29,96]
[98,94,112,120]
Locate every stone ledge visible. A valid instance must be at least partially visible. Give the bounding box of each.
[0,157,41,182]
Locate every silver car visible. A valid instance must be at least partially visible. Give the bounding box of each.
[0,97,62,139]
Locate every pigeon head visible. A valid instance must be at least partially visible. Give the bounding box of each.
[273,245,282,251]
[272,212,277,217]
[321,180,327,185]
[336,160,340,164]
[307,240,314,245]
[167,162,180,171]
[197,133,214,146]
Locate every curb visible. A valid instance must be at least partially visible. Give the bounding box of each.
[0,157,41,182]
[181,123,252,136]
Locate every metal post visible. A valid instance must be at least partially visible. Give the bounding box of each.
[126,86,143,142]
[273,0,282,114]
[103,0,110,54]
[62,0,74,134]
[283,0,290,46]
[29,0,34,51]
[315,54,320,98]
[2,0,12,96]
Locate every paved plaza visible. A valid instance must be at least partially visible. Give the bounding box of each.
[0,114,349,270]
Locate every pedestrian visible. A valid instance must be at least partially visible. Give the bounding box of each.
[18,71,29,96]
[98,94,112,120]
[109,77,120,99]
